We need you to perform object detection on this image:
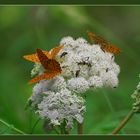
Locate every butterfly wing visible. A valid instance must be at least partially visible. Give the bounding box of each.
[28,71,60,84]
[47,59,62,73]
[23,53,40,63]
[87,31,108,46]
[36,49,51,70]
[104,44,121,54]
[87,31,121,54]
[23,50,51,63]
[37,48,62,73]
[50,45,64,59]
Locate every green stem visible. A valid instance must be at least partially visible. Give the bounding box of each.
[77,122,83,134]
[64,129,69,134]
[60,120,69,134]
[29,111,33,132]
[0,127,10,134]
[60,125,64,134]
[30,118,40,134]
[112,110,134,134]
[53,127,60,134]
[0,119,26,135]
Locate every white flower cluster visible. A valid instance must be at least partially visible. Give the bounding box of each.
[28,36,120,130]
[31,63,45,77]
[37,89,85,129]
[56,36,120,89]
[29,76,85,129]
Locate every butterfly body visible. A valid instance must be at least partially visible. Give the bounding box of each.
[87,31,121,54]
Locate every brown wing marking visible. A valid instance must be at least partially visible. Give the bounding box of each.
[37,48,62,72]
[87,31,107,45]
[36,48,50,70]
[46,59,62,72]
[103,44,121,54]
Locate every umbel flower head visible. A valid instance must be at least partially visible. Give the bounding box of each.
[28,77,85,129]
[24,32,121,131]
[37,88,85,129]
[131,74,140,113]
[56,36,120,89]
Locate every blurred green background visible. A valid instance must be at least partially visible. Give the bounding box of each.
[0,6,140,134]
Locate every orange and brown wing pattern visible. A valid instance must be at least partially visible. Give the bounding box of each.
[103,44,121,54]
[36,49,50,70]
[23,45,63,63]
[37,48,62,72]
[50,44,64,59]
[23,53,40,63]
[24,47,62,84]
[42,50,51,59]
[87,31,121,54]
[46,59,62,73]
[28,71,60,84]
[23,50,50,63]
[87,31,107,46]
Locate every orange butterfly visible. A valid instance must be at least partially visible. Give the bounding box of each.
[87,31,121,54]
[23,45,63,63]
[23,45,63,84]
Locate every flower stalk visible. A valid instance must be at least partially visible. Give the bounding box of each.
[112,110,134,134]
[30,118,40,134]
[77,122,83,134]
[0,119,26,135]
[60,121,69,134]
